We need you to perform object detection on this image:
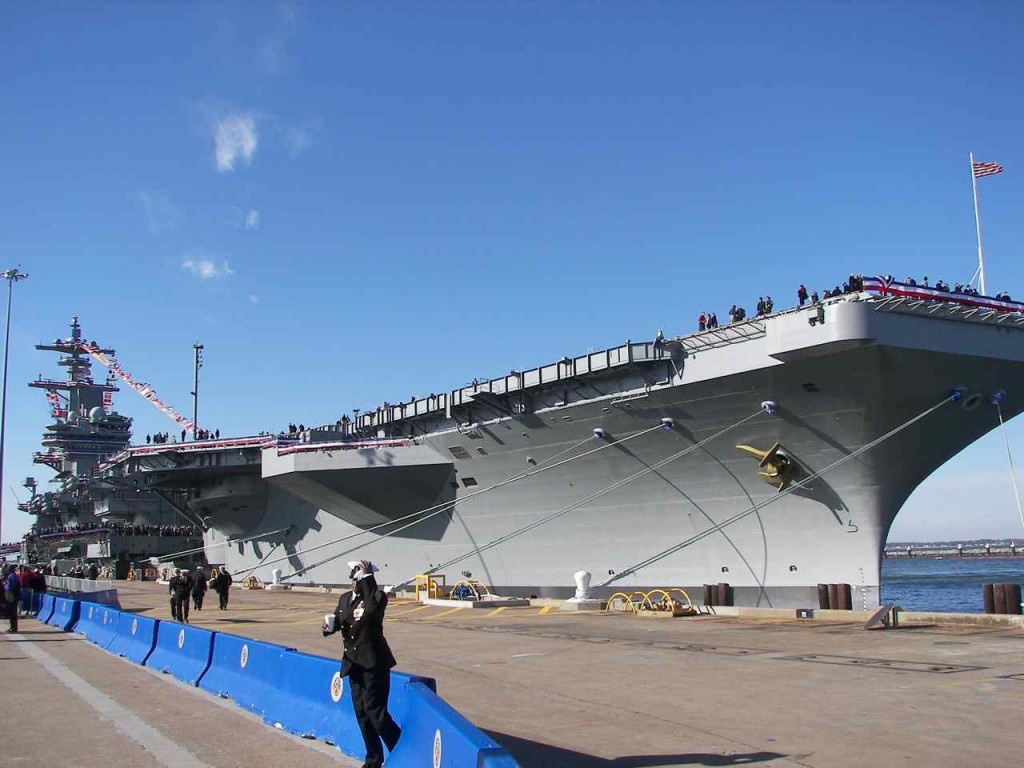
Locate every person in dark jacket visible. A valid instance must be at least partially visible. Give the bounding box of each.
[4,564,21,633]
[192,566,208,610]
[210,566,233,609]
[168,569,190,622]
[179,569,193,623]
[323,560,400,768]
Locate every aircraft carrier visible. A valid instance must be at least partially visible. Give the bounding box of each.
[18,318,197,570]
[49,280,1024,608]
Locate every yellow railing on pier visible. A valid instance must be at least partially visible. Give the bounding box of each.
[414,573,445,600]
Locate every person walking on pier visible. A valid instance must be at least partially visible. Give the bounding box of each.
[210,566,233,610]
[192,566,208,611]
[180,569,193,623]
[168,568,190,622]
[323,560,401,768]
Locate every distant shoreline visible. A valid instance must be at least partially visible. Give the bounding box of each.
[885,546,1021,558]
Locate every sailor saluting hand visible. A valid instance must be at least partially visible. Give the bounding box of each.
[322,559,401,768]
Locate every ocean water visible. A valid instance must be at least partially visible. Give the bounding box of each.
[880,555,1024,613]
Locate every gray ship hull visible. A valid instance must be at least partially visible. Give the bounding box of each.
[114,295,1024,608]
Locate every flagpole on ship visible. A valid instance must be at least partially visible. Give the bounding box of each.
[969,150,987,296]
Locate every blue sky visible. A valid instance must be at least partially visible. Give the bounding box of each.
[2,1,1024,543]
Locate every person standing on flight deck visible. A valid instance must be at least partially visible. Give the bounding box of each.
[323,560,401,768]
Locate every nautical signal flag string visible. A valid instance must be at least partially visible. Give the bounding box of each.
[972,161,1004,179]
[77,343,195,430]
[45,388,68,419]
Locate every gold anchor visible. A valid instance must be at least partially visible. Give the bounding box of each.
[735,442,793,492]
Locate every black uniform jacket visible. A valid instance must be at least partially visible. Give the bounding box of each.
[210,570,232,593]
[329,573,397,677]
[168,574,191,601]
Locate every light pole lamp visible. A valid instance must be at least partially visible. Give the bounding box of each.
[0,268,28,543]
[191,343,203,438]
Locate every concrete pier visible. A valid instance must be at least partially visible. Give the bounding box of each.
[6,581,1024,766]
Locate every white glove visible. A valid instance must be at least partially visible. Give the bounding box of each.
[347,560,378,580]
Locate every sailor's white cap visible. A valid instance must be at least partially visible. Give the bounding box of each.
[347,561,379,576]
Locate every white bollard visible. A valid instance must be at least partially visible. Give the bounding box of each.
[267,567,289,591]
[573,570,592,600]
[562,570,601,611]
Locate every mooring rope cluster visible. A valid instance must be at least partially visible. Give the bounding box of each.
[600,393,956,586]
[232,420,667,579]
[156,526,291,563]
[222,389,966,590]
[388,404,774,590]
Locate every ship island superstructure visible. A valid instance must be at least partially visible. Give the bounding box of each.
[85,282,1024,607]
[19,317,198,570]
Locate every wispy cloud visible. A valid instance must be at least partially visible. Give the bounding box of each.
[138,190,181,233]
[259,1,298,74]
[244,209,260,230]
[284,125,311,156]
[214,113,258,172]
[247,294,260,305]
[181,255,235,280]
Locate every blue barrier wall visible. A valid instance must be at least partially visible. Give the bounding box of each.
[260,650,361,752]
[258,649,441,762]
[26,601,521,767]
[76,602,121,649]
[388,670,437,729]
[386,681,520,768]
[145,622,216,686]
[45,596,80,631]
[108,613,160,665]
[198,634,293,718]
[36,593,56,623]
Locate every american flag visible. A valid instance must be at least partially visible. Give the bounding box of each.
[972,161,1003,178]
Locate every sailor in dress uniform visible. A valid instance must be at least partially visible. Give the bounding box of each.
[323,560,401,768]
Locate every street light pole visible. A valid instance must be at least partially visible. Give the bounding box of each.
[191,343,203,439]
[0,268,28,543]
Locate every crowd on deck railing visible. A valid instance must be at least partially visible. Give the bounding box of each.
[272,271,1014,436]
[894,275,1011,301]
[699,272,1012,333]
[146,428,221,445]
[27,523,202,539]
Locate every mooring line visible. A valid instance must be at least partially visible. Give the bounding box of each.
[601,393,955,586]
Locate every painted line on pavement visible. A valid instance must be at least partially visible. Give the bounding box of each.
[386,605,432,618]
[13,634,214,768]
[426,607,469,620]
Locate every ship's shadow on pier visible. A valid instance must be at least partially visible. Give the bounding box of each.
[488,731,787,767]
